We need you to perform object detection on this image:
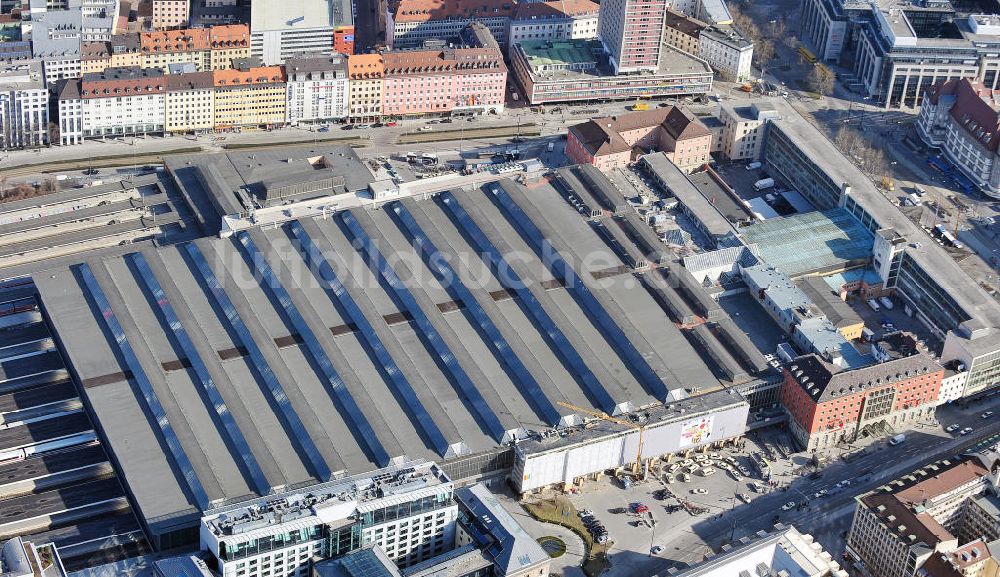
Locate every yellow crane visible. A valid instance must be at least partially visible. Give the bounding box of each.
[557,401,645,477]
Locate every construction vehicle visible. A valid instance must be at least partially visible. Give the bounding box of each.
[558,401,645,478]
[740,83,753,93]
[881,176,894,191]
[630,98,650,111]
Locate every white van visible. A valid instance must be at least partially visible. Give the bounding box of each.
[866,299,881,312]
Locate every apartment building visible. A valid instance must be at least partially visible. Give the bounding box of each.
[382,47,506,117]
[716,100,776,160]
[200,461,457,577]
[285,55,349,124]
[206,24,250,70]
[212,65,286,129]
[663,7,706,55]
[507,0,599,48]
[916,78,1000,199]
[165,70,213,133]
[150,0,188,30]
[0,61,49,149]
[846,452,999,577]
[80,33,142,74]
[140,27,210,70]
[347,53,383,121]
[781,342,943,451]
[389,0,513,49]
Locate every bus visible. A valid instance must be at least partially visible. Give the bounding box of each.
[798,46,818,64]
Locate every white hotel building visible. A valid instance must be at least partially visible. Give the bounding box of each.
[200,461,456,577]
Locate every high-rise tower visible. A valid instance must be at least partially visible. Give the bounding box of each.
[598,0,669,74]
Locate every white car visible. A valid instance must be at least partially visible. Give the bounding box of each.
[781,501,796,511]
[737,493,751,504]
[417,126,433,132]
[651,546,664,555]
[961,427,974,435]
[946,424,960,433]
[982,411,995,419]
[691,488,708,495]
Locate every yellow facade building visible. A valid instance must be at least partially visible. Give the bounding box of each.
[212,66,286,129]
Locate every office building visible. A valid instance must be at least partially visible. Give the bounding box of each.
[800,0,1000,108]
[741,264,869,368]
[697,26,752,82]
[846,450,1000,577]
[916,78,1000,199]
[566,106,712,171]
[507,0,599,49]
[781,345,942,451]
[754,97,1000,398]
[30,9,84,85]
[201,461,457,577]
[0,60,49,149]
[509,38,713,104]
[597,0,669,74]
[212,65,286,129]
[347,53,382,120]
[668,525,849,577]
[150,0,188,30]
[798,276,865,341]
[165,70,214,133]
[667,0,732,25]
[285,54,350,124]
[382,47,506,117]
[662,10,753,82]
[56,66,165,144]
[389,0,513,49]
[250,0,354,65]
[716,100,776,160]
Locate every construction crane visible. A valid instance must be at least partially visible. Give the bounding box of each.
[557,401,645,477]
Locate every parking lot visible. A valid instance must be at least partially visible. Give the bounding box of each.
[549,435,800,570]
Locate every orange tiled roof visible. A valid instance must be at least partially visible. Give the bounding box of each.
[513,0,598,20]
[208,24,250,49]
[347,54,384,79]
[212,66,286,87]
[394,0,514,23]
[140,28,210,53]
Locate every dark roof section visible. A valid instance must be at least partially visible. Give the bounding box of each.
[798,276,863,330]
[786,351,943,403]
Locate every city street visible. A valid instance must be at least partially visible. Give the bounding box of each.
[506,396,1000,577]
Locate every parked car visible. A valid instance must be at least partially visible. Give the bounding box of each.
[781,502,796,511]
[737,493,751,504]
[386,121,398,127]
[946,424,960,433]
[417,126,433,131]
[651,546,664,555]
[691,488,708,495]
[961,427,974,435]
[982,411,994,419]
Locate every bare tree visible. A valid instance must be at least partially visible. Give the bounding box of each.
[754,39,776,71]
[807,64,836,95]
